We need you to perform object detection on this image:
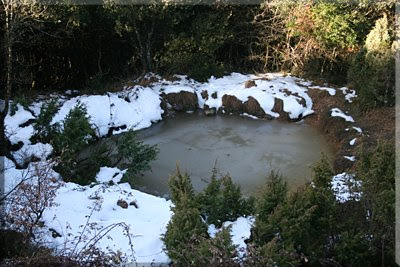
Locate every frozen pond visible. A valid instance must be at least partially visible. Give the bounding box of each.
[131,112,334,197]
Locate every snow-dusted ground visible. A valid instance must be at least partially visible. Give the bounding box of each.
[2,72,363,263]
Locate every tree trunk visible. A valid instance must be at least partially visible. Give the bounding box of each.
[145,20,155,72]
[132,21,148,75]
[0,4,12,158]
[97,47,103,76]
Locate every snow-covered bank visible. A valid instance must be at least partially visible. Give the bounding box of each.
[5,72,362,145]
[45,181,173,263]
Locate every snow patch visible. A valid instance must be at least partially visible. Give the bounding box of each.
[331,173,362,203]
[52,89,162,137]
[208,217,254,257]
[95,167,127,184]
[43,182,173,263]
[344,155,356,162]
[352,126,362,133]
[241,113,259,120]
[349,138,357,146]
[339,87,357,103]
[5,104,35,145]
[13,143,53,165]
[331,108,355,122]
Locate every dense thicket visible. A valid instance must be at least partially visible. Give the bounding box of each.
[1,1,395,90]
[163,167,249,265]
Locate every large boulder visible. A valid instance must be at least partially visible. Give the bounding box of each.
[163,91,198,112]
[243,96,265,117]
[222,95,243,114]
[272,97,289,120]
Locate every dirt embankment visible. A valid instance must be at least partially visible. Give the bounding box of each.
[304,89,395,173]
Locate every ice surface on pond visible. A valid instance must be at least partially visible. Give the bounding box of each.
[135,112,334,197]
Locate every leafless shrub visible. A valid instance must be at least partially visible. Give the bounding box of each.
[3,160,61,243]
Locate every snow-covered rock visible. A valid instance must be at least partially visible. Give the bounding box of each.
[13,143,53,165]
[95,166,127,184]
[5,104,35,145]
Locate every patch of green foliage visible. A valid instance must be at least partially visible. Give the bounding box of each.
[348,15,395,110]
[48,103,158,186]
[32,99,59,143]
[356,141,395,265]
[163,166,243,265]
[162,167,209,265]
[52,103,99,184]
[249,156,337,265]
[160,9,232,81]
[196,168,254,228]
[117,130,159,186]
[193,225,238,266]
[246,145,396,265]
[310,2,365,50]
[167,165,196,209]
[251,170,288,247]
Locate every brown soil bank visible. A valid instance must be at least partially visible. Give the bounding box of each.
[305,89,395,173]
